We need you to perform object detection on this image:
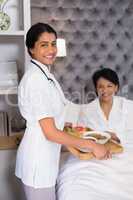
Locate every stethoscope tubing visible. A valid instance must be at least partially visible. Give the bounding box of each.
[31,60,54,83]
[31,59,66,105]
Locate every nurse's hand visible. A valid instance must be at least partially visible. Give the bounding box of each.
[92,143,111,160]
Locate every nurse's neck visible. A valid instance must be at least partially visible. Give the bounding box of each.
[44,63,51,71]
[99,98,113,120]
[47,65,51,71]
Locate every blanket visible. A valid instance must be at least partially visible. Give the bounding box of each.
[57,144,133,200]
[57,97,133,200]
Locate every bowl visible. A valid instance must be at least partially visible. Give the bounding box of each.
[82,131,111,144]
[78,131,111,152]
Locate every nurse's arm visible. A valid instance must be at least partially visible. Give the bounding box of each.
[39,117,111,159]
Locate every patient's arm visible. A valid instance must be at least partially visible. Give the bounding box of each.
[92,143,112,159]
[106,131,121,143]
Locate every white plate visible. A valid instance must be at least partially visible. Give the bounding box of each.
[78,131,111,153]
[82,131,111,144]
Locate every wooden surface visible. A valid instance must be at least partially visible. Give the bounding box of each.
[0,134,23,150]
[67,140,123,160]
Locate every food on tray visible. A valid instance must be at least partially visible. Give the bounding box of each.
[84,133,107,140]
[64,125,92,134]
[64,125,111,144]
[64,126,91,138]
[63,126,79,137]
[64,125,123,159]
[82,131,111,144]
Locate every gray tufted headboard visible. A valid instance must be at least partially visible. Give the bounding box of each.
[31,0,133,103]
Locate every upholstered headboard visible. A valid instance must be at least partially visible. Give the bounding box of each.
[31,0,133,103]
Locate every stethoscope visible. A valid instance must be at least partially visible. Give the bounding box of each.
[31,59,66,105]
[31,60,54,84]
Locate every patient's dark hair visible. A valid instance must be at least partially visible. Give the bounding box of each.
[92,68,120,92]
[26,22,57,56]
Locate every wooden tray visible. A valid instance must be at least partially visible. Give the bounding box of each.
[67,140,123,160]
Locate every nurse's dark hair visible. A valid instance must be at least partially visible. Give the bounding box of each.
[92,68,120,92]
[26,22,57,56]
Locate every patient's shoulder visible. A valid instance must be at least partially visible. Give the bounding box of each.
[116,96,133,104]
[86,98,98,110]
[115,96,133,113]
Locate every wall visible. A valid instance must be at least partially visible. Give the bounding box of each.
[31,0,133,103]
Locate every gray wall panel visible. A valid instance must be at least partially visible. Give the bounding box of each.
[31,0,133,103]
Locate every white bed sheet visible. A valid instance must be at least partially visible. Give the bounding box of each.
[57,140,133,200]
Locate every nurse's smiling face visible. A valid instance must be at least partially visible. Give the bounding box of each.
[96,77,118,103]
[30,32,57,65]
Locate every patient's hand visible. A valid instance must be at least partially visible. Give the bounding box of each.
[106,131,121,143]
[92,143,111,160]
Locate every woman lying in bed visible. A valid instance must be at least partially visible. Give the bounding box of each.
[56,68,133,200]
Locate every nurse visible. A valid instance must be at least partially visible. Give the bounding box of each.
[15,23,110,200]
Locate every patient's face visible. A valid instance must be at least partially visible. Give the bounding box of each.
[96,77,118,103]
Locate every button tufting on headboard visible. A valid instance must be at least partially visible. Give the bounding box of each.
[31,0,133,103]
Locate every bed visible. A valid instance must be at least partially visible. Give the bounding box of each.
[56,102,133,200]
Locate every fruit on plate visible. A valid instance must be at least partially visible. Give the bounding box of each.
[64,125,92,138]
[73,126,86,132]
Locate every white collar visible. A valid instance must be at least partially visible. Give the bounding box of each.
[31,59,51,77]
[31,59,67,105]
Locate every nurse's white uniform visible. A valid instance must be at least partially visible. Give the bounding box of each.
[15,59,67,189]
